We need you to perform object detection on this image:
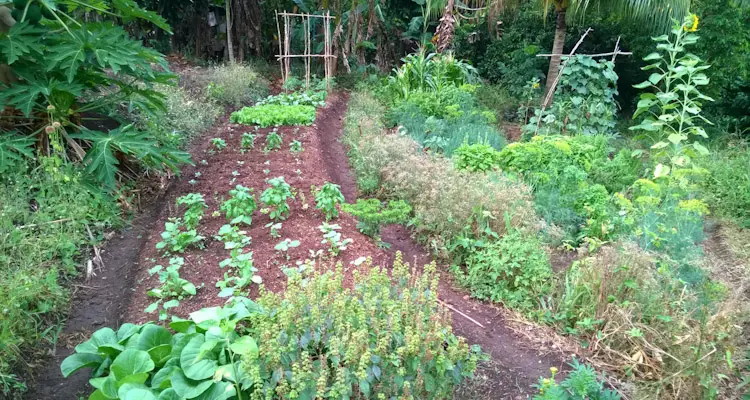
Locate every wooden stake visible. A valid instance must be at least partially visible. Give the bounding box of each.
[275,10,284,81]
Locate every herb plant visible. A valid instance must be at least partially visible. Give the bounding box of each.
[534,359,620,400]
[220,185,257,225]
[453,142,501,172]
[314,182,345,220]
[62,254,478,399]
[265,222,282,238]
[260,177,294,221]
[341,199,412,238]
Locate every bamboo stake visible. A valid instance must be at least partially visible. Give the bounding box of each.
[275,10,284,81]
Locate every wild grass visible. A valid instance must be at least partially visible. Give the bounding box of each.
[0,168,120,395]
[185,63,270,108]
[131,84,222,149]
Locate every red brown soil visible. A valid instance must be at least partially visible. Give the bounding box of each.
[30,91,568,399]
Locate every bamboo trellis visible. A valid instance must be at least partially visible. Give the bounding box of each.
[275,11,335,90]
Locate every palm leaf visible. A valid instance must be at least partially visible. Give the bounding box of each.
[567,0,691,32]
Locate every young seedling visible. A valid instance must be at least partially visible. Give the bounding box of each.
[211,138,227,150]
[274,238,300,261]
[215,224,251,250]
[260,177,294,221]
[220,185,257,225]
[216,249,262,298]
[156,219,205,254]
[144,257,199,320]
[265,222,282,239]
[319,223,352,256]
[241,132,256,151]
[176,193,207,230]
[290,140,303,154]
[314,182,345,220]
[265,131,282,152]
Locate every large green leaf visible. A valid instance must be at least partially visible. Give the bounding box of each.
[192,381,236,400]
[111,0,172,33]
[171,369,213,399]
[110,349,156,381]
[180,335,218,380]
[138,325,173,351]
[75,328,119,354]
[0,22,44,64]
[0,132,35,173]
[60,353,106,378]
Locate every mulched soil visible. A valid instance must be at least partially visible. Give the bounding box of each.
[29,89,570,400]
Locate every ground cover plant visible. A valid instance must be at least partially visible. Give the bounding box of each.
[230,104,316,127]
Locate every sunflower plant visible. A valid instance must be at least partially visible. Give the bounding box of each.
[630,14,712,179]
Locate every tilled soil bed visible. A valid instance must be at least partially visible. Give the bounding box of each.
[30,92,568,400]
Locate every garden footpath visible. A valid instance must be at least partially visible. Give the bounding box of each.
[30,92,566,399]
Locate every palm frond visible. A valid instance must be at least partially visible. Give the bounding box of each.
[567,0,691,32]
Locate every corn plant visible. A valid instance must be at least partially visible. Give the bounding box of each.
[264,131,283,152]
[260,177,294,221]
[214,224,251,250]
[630,15,712,179]
[319,223,353,256]
[155,219,205,254]
[144,257,199,320]
[220,185,257,225]
[314,182,345,220]
[175,193,207,230]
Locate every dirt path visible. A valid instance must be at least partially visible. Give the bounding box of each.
[30,92,565,399]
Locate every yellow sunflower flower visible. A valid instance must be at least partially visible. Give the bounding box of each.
[685,14,699,32]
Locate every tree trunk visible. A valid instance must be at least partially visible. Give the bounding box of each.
[544,8,566,104]
[225,0,235,63]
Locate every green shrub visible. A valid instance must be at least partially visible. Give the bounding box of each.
[61,255,480,399]
[341,199,412,238]
[204,63,270,107]
[0,167,121,393]
[220,185,257,225]
[260,177,294,221]
[343,92,538,254]
[458,230,552,310]
[589,148,644,194]
[698,146,750,227]
[453,142,501,172]
[230,104,316,127]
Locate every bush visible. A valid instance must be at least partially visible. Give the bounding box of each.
[230,104,316,127]
[61,255,480,399]
[131,84,222,149]
[458,230,552,310]
[453,142,501,172]
[0,167,121,393]
[343,93,537,253]
[204,63,270,107]
[341,199,412,238]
